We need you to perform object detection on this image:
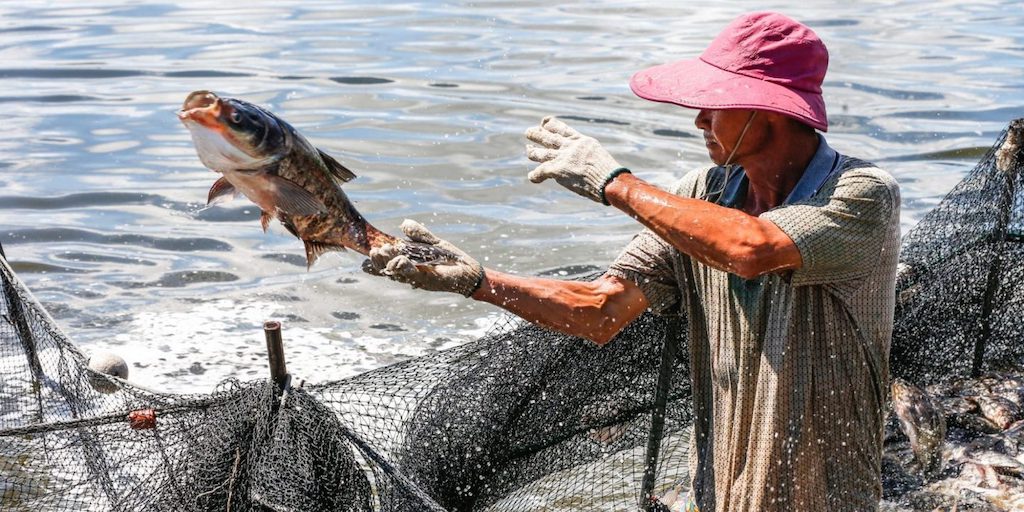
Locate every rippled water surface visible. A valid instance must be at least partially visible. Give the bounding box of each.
[1,1,1022,392]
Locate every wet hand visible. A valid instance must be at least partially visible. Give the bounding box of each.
[524,116,630,204]
[362,219,484,297]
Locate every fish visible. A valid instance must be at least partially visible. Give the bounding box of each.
[947,406,1003,434]
[990,378,1024,408]
[177,90,459,267]
[976,395,1022,430]
[891,378,947,477]
[649,479,694,512]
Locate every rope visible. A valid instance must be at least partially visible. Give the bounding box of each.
[0,399,220,437]
[641,315,682,509]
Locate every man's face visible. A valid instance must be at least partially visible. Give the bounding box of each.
[695,109,759,166]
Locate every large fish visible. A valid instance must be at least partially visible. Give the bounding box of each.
[177,90,457,267]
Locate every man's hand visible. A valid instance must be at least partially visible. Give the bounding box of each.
[524,116,630,204]
[362,219,484,297]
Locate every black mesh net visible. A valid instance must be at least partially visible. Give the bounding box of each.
[0,248,690,511]
[1,119,1022,511]
[892,119,1024,383]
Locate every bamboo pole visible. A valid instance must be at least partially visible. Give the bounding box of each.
[263,320,289,391]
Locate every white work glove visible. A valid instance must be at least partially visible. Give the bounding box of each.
[524,116,631,204]
[362,220,485,297]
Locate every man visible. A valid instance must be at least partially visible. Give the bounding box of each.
[365,11,900,512]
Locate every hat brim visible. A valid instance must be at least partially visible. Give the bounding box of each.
[630,58,828,132]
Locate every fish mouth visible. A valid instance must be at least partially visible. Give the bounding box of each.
[177,90,223,129]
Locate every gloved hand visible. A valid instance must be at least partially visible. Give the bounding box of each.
[524,116,631,204]
[362,219,485,297]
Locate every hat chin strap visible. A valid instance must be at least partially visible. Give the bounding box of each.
[703,110,757,203]
[722,110,757,167]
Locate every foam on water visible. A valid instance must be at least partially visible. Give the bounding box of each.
[86,297,496,393]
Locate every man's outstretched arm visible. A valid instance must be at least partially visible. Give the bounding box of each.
[364,219,649,345]
[470,270,649,345]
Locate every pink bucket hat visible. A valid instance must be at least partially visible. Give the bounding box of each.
[630,12,829,131]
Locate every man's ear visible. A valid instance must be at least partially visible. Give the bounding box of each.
[777,113,816,135]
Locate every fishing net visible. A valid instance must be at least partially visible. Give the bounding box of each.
[1,118,1022,511]
[891,118,1024,382]
[0,244,690,511]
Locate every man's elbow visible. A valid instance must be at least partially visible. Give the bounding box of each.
[585,300,638,346]
[584,316,629,346]
[720,240,763,279]
[730,258,767,280]
[576,274,648,346]
[728,235,800,280]
[729,244,790,280]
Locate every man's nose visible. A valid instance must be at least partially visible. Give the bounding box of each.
[695,109,711,130]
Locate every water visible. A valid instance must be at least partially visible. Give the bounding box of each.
[0,0,1022,393]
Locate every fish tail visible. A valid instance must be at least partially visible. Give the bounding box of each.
[365,223,400,250]
[400,241,461,266]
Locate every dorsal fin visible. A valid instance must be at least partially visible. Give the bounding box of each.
[303,240,346,268]
[318,149,357,184]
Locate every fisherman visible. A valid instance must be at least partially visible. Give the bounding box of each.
[365,11,900,512]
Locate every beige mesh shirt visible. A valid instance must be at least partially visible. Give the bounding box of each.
[607,138,900,512]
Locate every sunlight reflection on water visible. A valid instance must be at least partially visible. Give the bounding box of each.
[0,0,1021,391]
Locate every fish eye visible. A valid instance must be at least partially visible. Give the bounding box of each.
[229,110,242,124]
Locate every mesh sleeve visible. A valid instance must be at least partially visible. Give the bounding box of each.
[760,167,899,287]
[606,229,681,314]
[604,168,711,313]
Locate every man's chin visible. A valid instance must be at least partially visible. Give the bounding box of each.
[704,144,726,165]
[706,152,727,166]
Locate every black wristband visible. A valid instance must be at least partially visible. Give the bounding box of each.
[600,167,632,205]
[462,263,486,297]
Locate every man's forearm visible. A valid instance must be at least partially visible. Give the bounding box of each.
[470,270,648,345]
[603,173,801,279]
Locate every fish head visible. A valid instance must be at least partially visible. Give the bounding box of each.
[891,378,913,402]
[892,378,945,435]
[177,90,287,172]
[892,379,926,424]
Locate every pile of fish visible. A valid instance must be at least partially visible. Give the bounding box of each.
[882,369,1024,511]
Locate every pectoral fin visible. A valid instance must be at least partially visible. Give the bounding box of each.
[207,177,237,205]
[304,240,345,268]
[267,175,327,216]
[318,150,357,184]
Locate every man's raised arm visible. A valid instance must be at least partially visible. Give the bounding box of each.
[525,116,802,280]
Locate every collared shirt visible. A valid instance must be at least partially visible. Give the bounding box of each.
[607,139,901,512]
[715,135,841,208]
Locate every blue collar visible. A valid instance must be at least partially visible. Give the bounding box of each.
[718,135,840,208]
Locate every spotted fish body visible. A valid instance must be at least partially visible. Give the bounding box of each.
[891,378,946,476]
[177,90,456,267]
